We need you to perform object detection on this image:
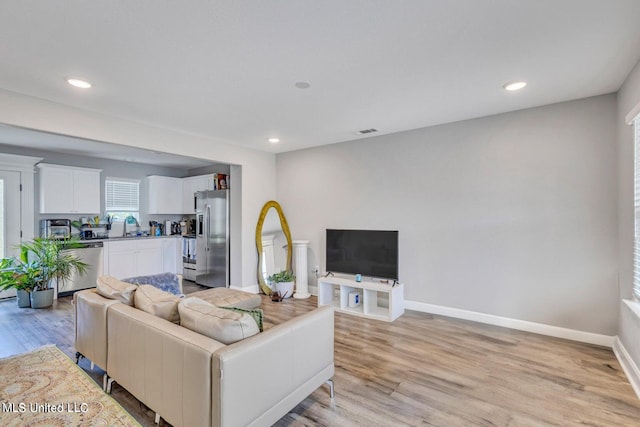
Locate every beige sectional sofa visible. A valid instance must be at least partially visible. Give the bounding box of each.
[74,287,335,427]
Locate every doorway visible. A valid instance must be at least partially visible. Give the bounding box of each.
[0,170,21,299]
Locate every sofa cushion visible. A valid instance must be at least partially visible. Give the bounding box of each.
[122,272,183,295]
[220,306,264,332]
[179,297,259,344]
[134,284,181,323]
[96,276,137,305]
[190,287,262,310]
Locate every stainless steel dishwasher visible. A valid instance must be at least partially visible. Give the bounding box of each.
[57,241,104,296]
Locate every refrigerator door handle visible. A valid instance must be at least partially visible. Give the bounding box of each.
[206,204,211,250]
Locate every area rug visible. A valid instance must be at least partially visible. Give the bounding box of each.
[0,344,140,426]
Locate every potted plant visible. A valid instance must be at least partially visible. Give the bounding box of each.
[0,237,88,308]
[0,257,42,307]
[267,270,295,299]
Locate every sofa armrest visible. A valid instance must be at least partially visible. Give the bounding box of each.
[107,303,225,427]
[74,289,121,370]
[212,305,335,427]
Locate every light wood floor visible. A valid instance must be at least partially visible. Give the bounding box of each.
[1,285,639,426]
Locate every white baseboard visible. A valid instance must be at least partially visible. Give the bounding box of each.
[613,337,640,399]
[405,300,614,348]
[231,284,260,294]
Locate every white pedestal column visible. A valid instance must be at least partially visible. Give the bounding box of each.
[293,240,311,299]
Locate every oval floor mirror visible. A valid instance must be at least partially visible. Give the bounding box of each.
[255,200,293,295]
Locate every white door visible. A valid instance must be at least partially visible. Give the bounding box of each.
[0,170,22,299]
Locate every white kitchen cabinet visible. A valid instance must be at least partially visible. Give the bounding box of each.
[103,237,181,279]
[73,169,102,213]
[135,240,164,276]
[182,174,212,214]
[162,237,182,274]
[38,164,102,214]
[104,243,137,279]
[147,175,183,214]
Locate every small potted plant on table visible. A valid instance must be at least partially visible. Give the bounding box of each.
[267,270,295,300]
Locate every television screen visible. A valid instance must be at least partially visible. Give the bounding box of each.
[326,229,398,280]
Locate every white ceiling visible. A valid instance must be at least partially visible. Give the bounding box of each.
[0,0,639,158]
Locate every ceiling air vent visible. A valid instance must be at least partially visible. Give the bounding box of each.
[355,128,378,135]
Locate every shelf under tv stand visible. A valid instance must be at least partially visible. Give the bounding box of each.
[317,276,404,322]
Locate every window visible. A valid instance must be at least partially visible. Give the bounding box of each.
[634,117,640,299]
[105,177,140,221]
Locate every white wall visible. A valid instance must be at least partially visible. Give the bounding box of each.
[277,94,618,335]
[617,58,640,374]
[0,89,276,289]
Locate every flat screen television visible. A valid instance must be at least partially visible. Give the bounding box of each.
[326,229,398,280]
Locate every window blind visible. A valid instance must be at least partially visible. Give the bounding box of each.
[634,117,640,299]
[105,178,139,212]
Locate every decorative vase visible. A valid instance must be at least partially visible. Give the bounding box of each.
[30,288,54,309]
[276,281,294,299]
[16,289,31,308]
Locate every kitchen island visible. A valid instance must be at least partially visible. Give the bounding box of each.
[54,235,183,298]
[100,235,183,280]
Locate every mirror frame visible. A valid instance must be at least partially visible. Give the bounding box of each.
[255,200,293,295]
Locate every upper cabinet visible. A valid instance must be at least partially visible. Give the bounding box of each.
[38,164,102,214]
[149,174,221,215]
[148,175,184,214]
[182,175,212,214]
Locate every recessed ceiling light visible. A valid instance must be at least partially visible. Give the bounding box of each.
[503,81,527,91]
[294,81,311,89]
[66,78,92,89]
[268,138,280,144]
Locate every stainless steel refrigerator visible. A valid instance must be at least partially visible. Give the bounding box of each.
[195,190,229,287]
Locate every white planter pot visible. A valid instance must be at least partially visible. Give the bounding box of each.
[275,281,294,298]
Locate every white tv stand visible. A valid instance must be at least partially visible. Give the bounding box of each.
[317,276,404,322]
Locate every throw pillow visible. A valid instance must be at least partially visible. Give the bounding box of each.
[96,275,137,305]
[219,306,264,332]
[134,284,181,323]
[178,297,260,344]
[122,272,183,295]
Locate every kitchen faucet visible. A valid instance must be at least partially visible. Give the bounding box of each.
[124,215,140,236]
